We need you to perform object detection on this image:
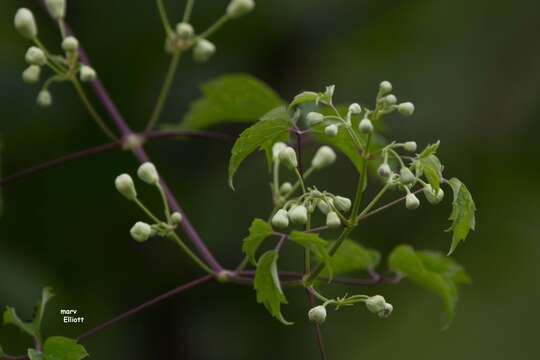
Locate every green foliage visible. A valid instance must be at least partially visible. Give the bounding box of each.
[34,287,55,338]
[179,73,284,130]
[228,106,291,189]
[242,219,274,265]
[412,141,443,191]
[0,139,3,218]
[28,337,88,360]
[322,239,381,277]
[3,306,35,337]
[254,250,292,325]
[388,245,469,329]
[288,91,319,109]
[288,231,332,276]
[0,345,6,358]
[446,177,477,254]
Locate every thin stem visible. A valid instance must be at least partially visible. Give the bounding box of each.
[145,51,182,131]
[198,14,230,39]
[294,168,307,194]
[306,289,329,360]
[183,0,195,23]
[167,232,215,275]
[357,187,423,222]
[144,129,233,143]
[358,183,390,218]
[134,198,162,223]
[156,0,174,35]
[157,183,172,223]
[72,79,118,141]
[274,234,288,252]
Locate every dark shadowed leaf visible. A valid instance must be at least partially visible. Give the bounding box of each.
[3,307,35,337]
[322,239,380,277]
[288,231,333,277]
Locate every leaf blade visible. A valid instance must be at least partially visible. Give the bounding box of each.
[446,178,476,254]
[43,337,88,360]
[242,219,274,265]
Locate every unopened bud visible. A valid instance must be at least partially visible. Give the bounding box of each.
[278,146,298,169]
[79,65,97,82]
[289,205,308,225]
[176,22,194,39]
[366,295,386,314]
[378,163,392,178]
[311,146,336,169]
[379,80,392,95]
[14,8,37,40]
[423,184,444,205]
[403,141,417,152]
[45,0,66,19]
[383,94,397,106]
[279,182,293,194]
[334,196,351,212]
[271,209,289,229]
[193,39,216,62]
[115,174,137,200]
[171,212,183,225]
[359,118,373,133]
[308,305,327,324]
[378,303,393,318]
[324,124,338,137]
[405,193,420,210]
[348,103,362,114]
[326,211,341,228]
[22,65,41,84]
[400,167,416,185]
[130,222,152,242]
[62,36,79,52]
[398,102,415,116]
[272,142,288,159]
[227,0,255,18]
[25,47,46,66]
[37,90,52,107]
[317,199,333,214]
[137,162,159,185]
[306,112,324,126]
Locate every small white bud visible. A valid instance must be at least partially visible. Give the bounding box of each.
[271,209,289,229]
[37,90,52,107]
[383,94,397,106]
[399,167,416,185]
[379,80,392,95]
[324,124,339,137]
[176,22,194,39]
[334,196,351,212]
[25,47,46,66]
[22,65,41,84]
[279,182,293,194]
[348,103,362,114]
[193,39,216,63]
[358,118,374,133]
[377,163,392,178]
[14,8,37,40]
[130,222,152,242]
[423,184,444,205]
[278,146,298,169]
[326,211,341,228]
[366,295,386,314]
[79,65,97,82]
[378,303,393,318]
[306,112,324,126]
[115,174,137,200]
[317,199,333,214]
[227,0,255,18]
[405,193,420,210]
[137,162,160,185]
[311,146,336,169]
[403,141,417,152]
[289,205,308,225]
[45,0,66,20]
[171,212,183,225]
[272,142,288,159]
[398,102,415,116]
[62,36,79,52]
[308,305,327,324]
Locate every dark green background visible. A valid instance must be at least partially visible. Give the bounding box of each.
[1,0,539,359]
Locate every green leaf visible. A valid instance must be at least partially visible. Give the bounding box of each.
[3,307,35,337]
[446,178,476,254]
[179,73,284,130]
[288,91,319,109]
[417,141,440,159]
[413,142,443,191]
[288,231,333,277]
[321,239,380,277]
[388,245,469,329]
[254,250,292,325]
[28,349,48,360]
[228,106,291,189]
[242,219,274,265]
[43,337,88,360]
[34,287,55,335]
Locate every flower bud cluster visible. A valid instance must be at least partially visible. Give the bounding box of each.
[365,295,394,318]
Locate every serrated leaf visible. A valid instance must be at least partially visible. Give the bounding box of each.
[242,219,274,265]
[417,141,440,159]
[254,250,292,325]
[3,307,35,337]
[321,239,380,277]
[417,251,471,285]
[34,287,55,336]
[289,91,319,109]
[417,154,443,191]
[179,73,284,129]
[388,245,469,329]
[43,337,88,360]
[288,231,333,277]
[446,178,476,254]
[228,106,291,189]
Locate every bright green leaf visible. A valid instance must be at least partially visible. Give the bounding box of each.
[242,219,274,265]
[254,250,292,325]
[417,251,471,285]
[446,178,476,254]
[322,239,380,277]
[34,287,55,336]
[288,231,333,277]
[288,91,319,109]
[228,106,291,189]
[3,307,35,337]
[417,141,440,159]
[413,142,443,191]
[179,73,284,130]
[28,349,48,360]
[43,337,88,360]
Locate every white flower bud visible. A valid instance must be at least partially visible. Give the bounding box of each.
[377,163,392,178]
[398,102,415,116]
[359,118,373,133]
[383,94,397,106]
[279,182,293,194]
[317,198,333,214]
[306,112,324,126]
[171,212,183,225]
[366,295,386,314]
[14,8,37,40]
[311,146,336,169]
[62,36,79,52]
[403,141,417,152]
[378,303,393,318]
[115,174,137,200]
[137,162,159,185]
[272,142,288,159]
[379,80,392,95]
[399,167,416,185]
[308,305,327,324]
[45,0,66,20]
[278,146,298,169]
[271,209,289,229]
[423,185,444,205]
[130,222,152,242]
[324,124,338,137]
[227,0,255,18]
[37,90,52,107]
[289,205,308,225]
[326,211,341,228]
[348,103,362,114]
[22,65,41,84]
[405,193,420,210]
[25,47,46,66]
[79,65,97,82]
[193,39,216,62]
[176,22,194,39]
[334,196,351,212]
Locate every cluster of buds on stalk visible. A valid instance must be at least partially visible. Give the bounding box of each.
[14,1,97,107]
